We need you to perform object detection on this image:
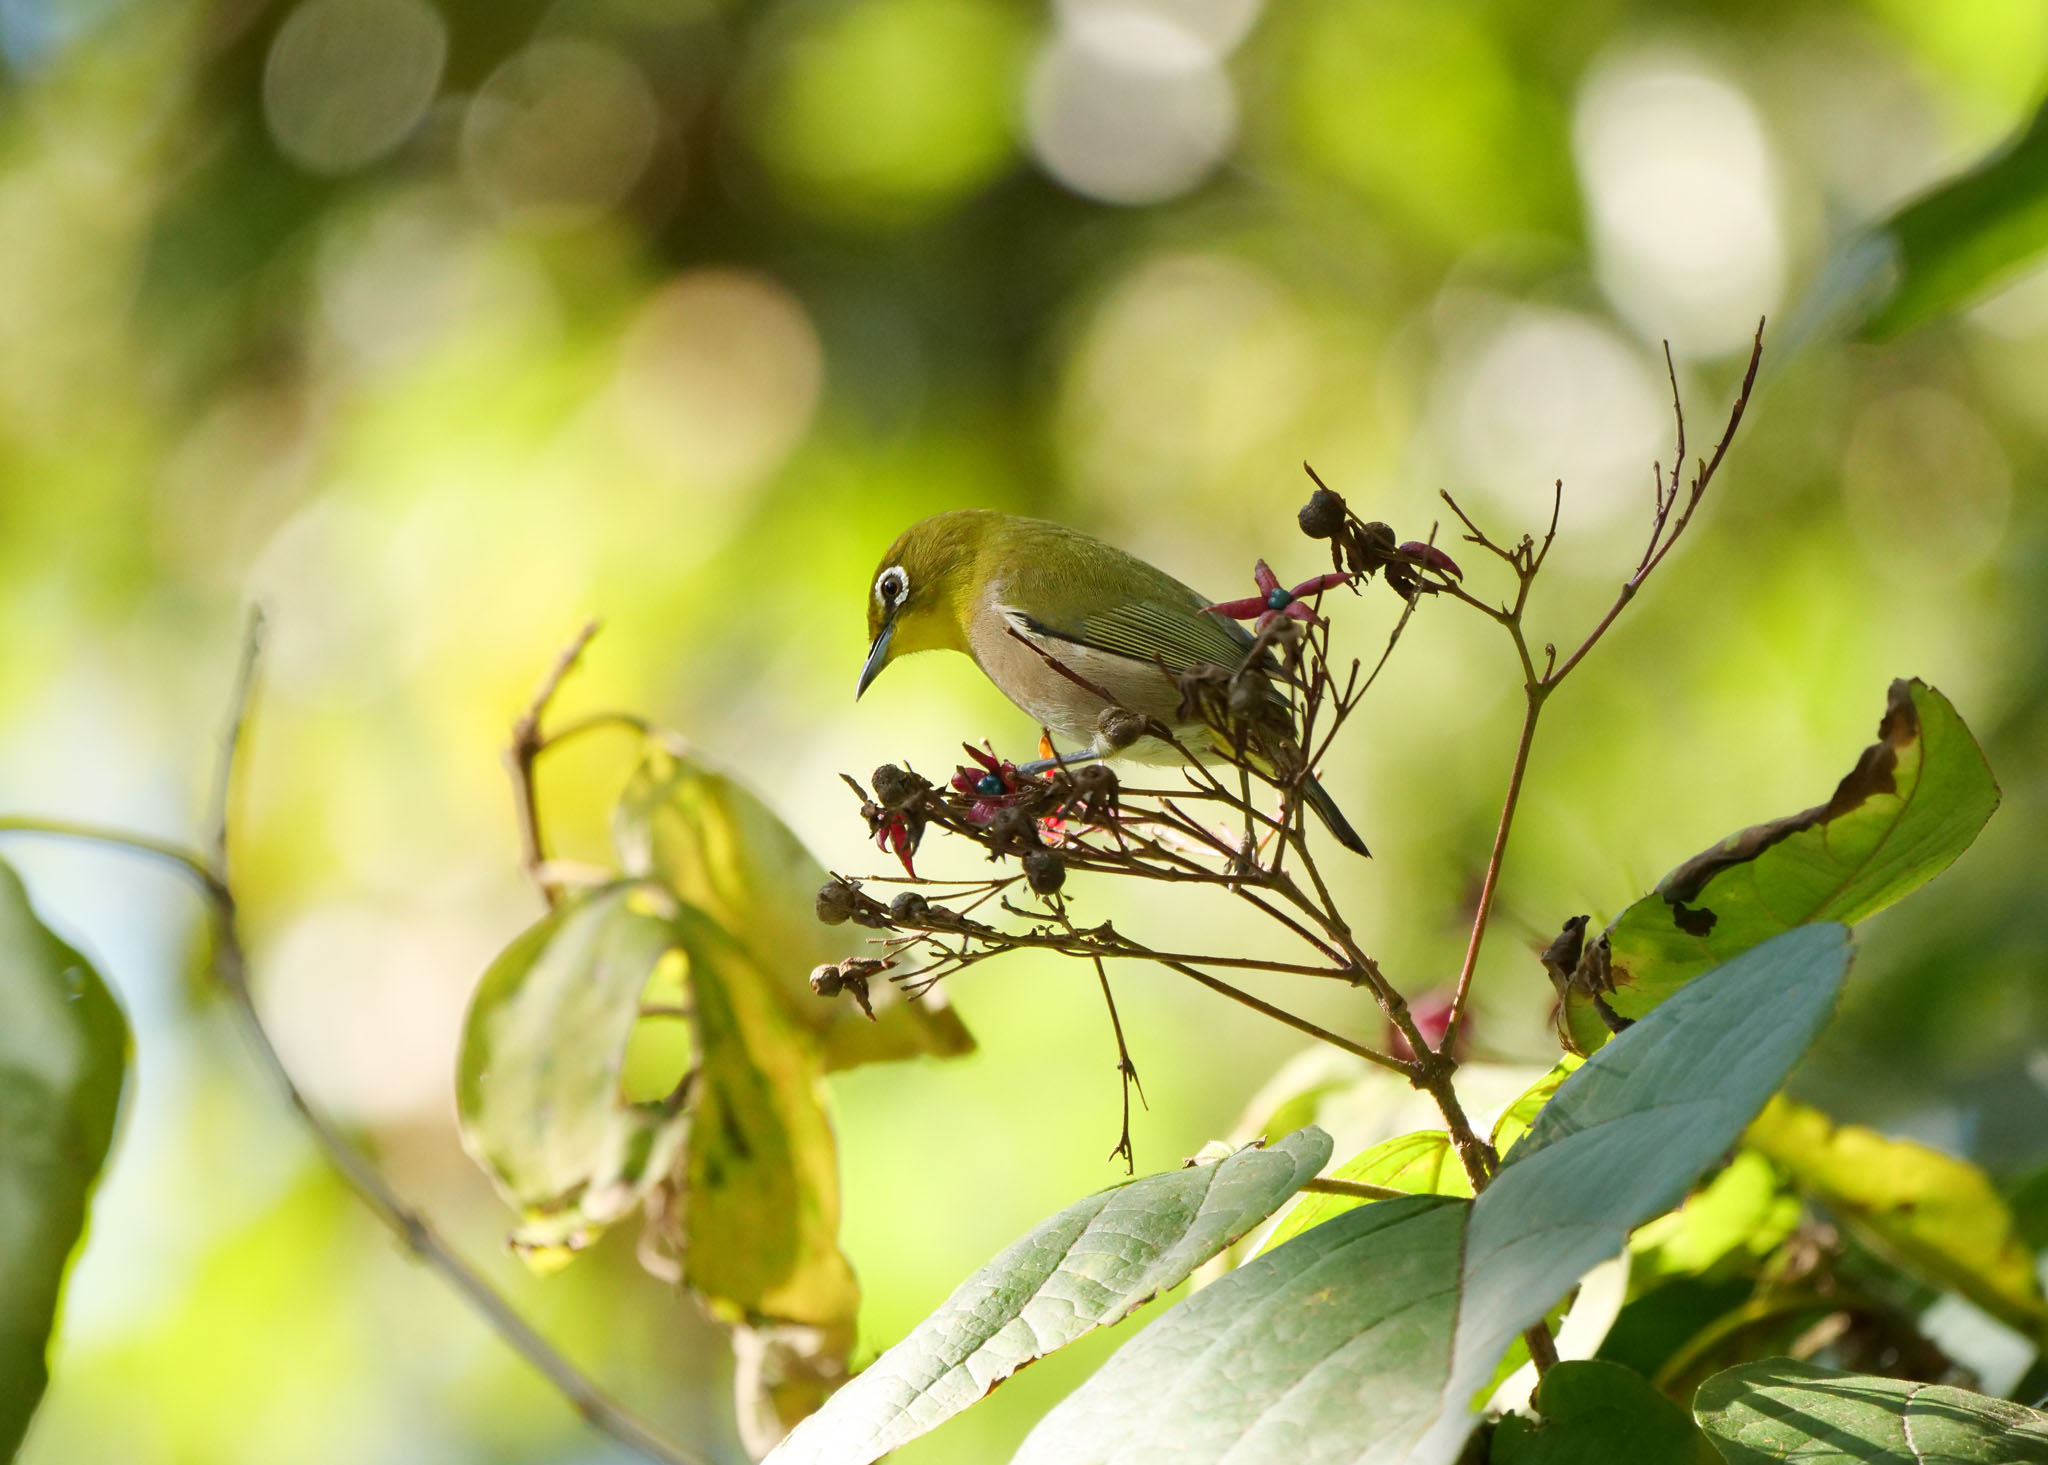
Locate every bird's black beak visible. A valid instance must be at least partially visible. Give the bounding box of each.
[856,620,894,700]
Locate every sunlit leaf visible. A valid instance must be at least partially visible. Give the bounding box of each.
[1804,95,2048,341]
[1489,1360,1708,1465]
[614,737,972,1070]
[1013,1191,1468,1465]
[766,1129,1332,1465]
[1490,1055,1582,1160]
[1257,1129,1471,1257]
[1013,925,1852,1465]
[1429,925,1852,1460]
[1693,1358,2048,1464]
[1627,1150,1798,1291]
[455,882,690,1268]
[667,907,860,1331]
[1569,680,1994,1052]
[0,857,129,1457]
[1746,1094,2048,1340]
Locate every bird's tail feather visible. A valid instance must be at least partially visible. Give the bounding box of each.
[1302,774,1370,857]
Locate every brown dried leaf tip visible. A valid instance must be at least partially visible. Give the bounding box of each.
[1539,913,1627,1052]
[1654,678,1921,915]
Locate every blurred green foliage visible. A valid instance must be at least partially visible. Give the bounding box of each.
[4,0,2048,1459]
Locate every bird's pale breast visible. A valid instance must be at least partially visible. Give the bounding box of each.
[965,596,1192,763]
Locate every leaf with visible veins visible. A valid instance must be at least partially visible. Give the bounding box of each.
[1695,1359,2048,1464]
[765,1129,1332,1465]
[1010,926,1851,1465]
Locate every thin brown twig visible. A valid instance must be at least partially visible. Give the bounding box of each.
[1548,324,1762,689]
[1147,956,1412,1075]
[1050,889,1146,1175]
[1437,323,1764,1067]
[507,618,603,908]
[1440,689,1543,1054]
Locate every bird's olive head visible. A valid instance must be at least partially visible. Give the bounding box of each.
[858,513,986,699]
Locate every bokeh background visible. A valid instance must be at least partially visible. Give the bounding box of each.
[4,0,2047,1459]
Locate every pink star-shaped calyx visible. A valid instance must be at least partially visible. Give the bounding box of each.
[1205,560,1352,631]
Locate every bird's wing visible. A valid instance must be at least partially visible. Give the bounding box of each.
[1024,596,1253,673]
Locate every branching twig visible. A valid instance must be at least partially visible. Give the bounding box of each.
[1089,953,1143,1173]
[831,336,1763,1380]
[507,618,603,908]
[1,611,711,1465]
[1549,326,1763,688]
[1438,325,1765,1059]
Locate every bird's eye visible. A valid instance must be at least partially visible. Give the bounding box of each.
[876,567,909,606]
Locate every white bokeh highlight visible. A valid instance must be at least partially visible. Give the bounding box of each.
[263,0,447,174]
[461,39,661,225]
[1575,55,1784,358]
[1443,306,1669,536]
[1027,2,1252,206]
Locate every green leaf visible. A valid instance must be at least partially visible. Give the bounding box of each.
[1596,1276,1756,1389]
[1491,1056,1583,1160]
[1628,1151,1799,1291]
[667,907,861,1331]
[1693,1358,2048,1464]
[1012,925,1853,1465]
[455,883,691,1268]
[1745,1095,2048,1340]
[614,737,972,1070]
[1013,1191,1470,1465]
[1810,95,2048,341]
[1435,925,1853,1459]
[2009,1168,2048,1250]
[764,1129,1332,1465]
[0,857,129,1457]
[1257,1129,1472,1256]
[1490,1360,1709,1465]
[1570,680,1994,1052]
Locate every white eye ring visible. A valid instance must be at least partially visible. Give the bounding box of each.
[876,566,909,607]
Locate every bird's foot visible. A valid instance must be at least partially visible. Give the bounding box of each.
[1015,747,1106,777]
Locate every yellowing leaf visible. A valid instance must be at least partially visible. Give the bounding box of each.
[1629,1150,1798,1291]
[1492,1056,1583,1160]
[614,737,972,1070]
[1258,1128,1473,1257]
[455,883,690,1264]
[666,908,860,1331]
[1746,1095,2047,1340]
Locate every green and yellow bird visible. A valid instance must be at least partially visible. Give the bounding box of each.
[855,509,1369,855]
